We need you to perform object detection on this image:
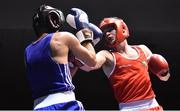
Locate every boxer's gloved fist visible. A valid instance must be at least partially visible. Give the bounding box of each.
[66,8,93,44]
[88,23,103,45]
[66,8,102,45]
[148,54,170,81]
[66,8,89,30]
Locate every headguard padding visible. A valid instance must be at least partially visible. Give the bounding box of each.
[99,17,129,47]
[32,5,65,36]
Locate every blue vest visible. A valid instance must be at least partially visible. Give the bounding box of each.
[25,33,75,99]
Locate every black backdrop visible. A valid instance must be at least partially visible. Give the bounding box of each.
[0,0,179,110]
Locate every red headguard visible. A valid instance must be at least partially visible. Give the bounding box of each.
[99,17,129,48]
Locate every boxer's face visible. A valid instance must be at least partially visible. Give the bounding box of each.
[103,26,116,45]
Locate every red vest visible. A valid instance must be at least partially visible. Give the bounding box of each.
[109,46,155,103]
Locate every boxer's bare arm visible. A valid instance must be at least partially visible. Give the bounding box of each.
[51,31,96,67]
[80,50,113,72]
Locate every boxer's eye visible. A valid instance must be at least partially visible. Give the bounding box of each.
[103,27,114,33]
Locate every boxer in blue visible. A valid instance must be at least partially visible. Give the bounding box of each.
[24,5,102,110]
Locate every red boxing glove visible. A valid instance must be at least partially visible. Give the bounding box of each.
[148,54,170,81]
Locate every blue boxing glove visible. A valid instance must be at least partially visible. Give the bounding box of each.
[66,8,102,45]
[66,8,89,30]
[88,23,103,46]
[66,8,93,44]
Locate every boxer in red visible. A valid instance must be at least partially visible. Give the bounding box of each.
[69,17,170,111]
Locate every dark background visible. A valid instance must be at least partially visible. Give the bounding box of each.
[0,0,179,110]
